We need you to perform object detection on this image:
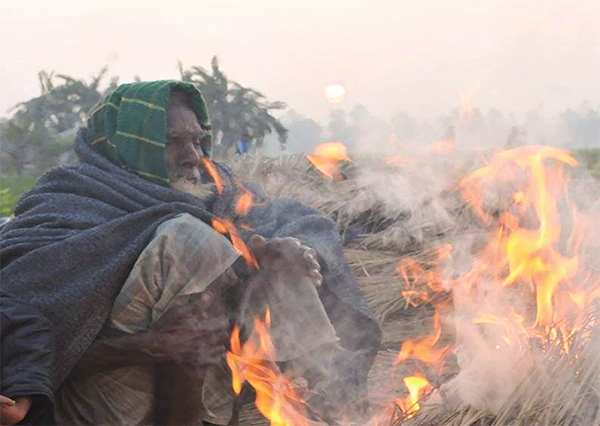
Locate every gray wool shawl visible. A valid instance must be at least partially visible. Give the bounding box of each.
[0,129,381,389]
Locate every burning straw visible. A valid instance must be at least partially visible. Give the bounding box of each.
[230,143,600,426]
[404,316,600,426]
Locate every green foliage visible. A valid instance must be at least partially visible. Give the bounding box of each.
[0,189,18,217]
[1,59,286,176]
[1,68,117,175]
[573,148,600,179]
[179,56,288,157]
[14,69,115,135]
[0,173,42,216]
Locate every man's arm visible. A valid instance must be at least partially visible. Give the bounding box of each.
[70,287,231,378]
[68,330,160,377]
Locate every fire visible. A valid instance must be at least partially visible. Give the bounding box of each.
[306,142,349,179]
[202,158,224,194]
[211,218,258,268]
[396,375,432,418]
[513,191,525,204]
[384,155,410,166]
[460,146,583,334]
[212,218,228,234]
[396,310,449,366]
[383,155,410,166]
[392,247,453,418]
[384,156,408,166]
[429,139,455,154]
[473,309,529,348]
[397,245,451,307]
[226,311,310,426]
[386,144,597,418]
[235,190,254,216]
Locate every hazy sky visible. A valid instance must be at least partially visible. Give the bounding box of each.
[1,0,599,121]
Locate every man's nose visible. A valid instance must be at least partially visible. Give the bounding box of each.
[179,143,202,168]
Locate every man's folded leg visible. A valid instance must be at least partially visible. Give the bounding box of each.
[55,213,240,425]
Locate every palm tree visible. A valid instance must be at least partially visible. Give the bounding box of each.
[0,118,34,174]
[13,68,115,135]
[1,68,117,174]
[179,56,288,157]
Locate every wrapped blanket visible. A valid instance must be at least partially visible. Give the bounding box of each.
[0,129,381,390]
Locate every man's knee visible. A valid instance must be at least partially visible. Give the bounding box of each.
[150,213,240,295]
[153,213,226,262]
[108,213,239,333]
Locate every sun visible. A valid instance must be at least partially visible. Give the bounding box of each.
[324,84,346,103]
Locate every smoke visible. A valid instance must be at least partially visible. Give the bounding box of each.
[232,139,600,423]
[264,102,600,156]
[396,146,599,415]
[344,145,600,417]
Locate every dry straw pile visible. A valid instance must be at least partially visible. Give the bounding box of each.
[230,153,600,426]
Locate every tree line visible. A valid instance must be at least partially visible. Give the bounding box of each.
[0,56,288,175]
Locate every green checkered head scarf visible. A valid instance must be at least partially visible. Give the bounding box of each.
[87,80,212,186]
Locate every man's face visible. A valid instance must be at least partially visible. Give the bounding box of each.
[165,99,212,197]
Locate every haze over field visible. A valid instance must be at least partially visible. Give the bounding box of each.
[1,5,600,423]
[1,0,599,122]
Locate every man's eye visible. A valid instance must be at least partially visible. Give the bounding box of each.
[193,138,202,148]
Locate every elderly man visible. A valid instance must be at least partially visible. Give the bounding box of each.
[0,81,381,425]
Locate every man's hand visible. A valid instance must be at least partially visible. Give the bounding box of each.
[0,396,31,426]
[248,235,323,287]
[0,397,14,407]
[148,292,230,365]
[71,288,232,377]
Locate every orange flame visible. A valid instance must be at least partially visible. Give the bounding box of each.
[306,142,349,179]
[226,311,310,426]
[397,245,451,307]
[211,218,258,268]
[473,309,529,348]
[460,146,582,333]
[513,191,526,204]
[235,191,254,216]
[385,145,598,421]
[393,246,452,417]
[384,155,410,166]
[396,375,432,418]
[202,158,224,194]
[396,310,449,366]
[429,139,455,154]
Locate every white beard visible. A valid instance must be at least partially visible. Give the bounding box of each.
[171,179,215,201]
